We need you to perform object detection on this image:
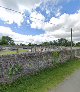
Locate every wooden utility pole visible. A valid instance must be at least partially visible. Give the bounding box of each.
[71,28,72,59]
[16,44,19,54]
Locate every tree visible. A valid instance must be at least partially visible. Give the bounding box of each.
[57,38,68,46]
[53,40,58,46]
[20,43,26,46]
[57,38,75,46]
[41,42,50,46]
[76,42,80,46]
[1,36,8,45]
[49,41,54,45]
[28,43,32,46]
[0,36,15,46]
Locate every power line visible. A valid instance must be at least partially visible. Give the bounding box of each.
[0,5,58,24]
[0,5,24,15]
[0,4,59,26]
[0,5,79,30]
[0,5,44,20]
[0,5,48,21]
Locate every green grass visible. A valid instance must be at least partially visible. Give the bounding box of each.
[0,59,80,92]
[0,49,28,55]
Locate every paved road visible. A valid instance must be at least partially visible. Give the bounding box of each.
[49,69,80,92]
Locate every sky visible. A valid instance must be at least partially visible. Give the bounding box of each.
[0,0,80,44]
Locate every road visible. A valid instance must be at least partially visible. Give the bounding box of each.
[49,69,80,92]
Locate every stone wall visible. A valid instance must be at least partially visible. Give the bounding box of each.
[0,49,75,83]
[75,49,80,56]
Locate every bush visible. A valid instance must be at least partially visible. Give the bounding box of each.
[8,64,23,77]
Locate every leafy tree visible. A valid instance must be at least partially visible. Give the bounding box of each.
[49,41,54,45]
[20,43,26,46]
[0,36,15,46]
[53,40,58,46]
[28,43,32,46]
[76,42,80,46]
[57,38,68,46]
[41,42,50,46]
[57,38,75,46]
[1,36,8,45]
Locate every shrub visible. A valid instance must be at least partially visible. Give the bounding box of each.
[8,64,23,77]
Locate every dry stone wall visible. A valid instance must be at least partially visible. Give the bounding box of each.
[0,49,75,83]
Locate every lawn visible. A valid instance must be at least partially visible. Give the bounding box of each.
[0,59,80,92]
[0,49,28,55]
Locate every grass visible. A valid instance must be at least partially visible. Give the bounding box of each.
[0,49,28,55]
[0,59,80,92]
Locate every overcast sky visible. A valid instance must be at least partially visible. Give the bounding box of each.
[0,0,80,44]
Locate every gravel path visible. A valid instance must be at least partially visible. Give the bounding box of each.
[49,69,80,92]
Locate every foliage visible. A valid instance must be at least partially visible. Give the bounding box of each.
[0,59,80,92]
[20,43,26,46]
[0,36,15,46]
[52,51,60,58]
[0,49,28,56]
[41,42,50,46]
[76,42,80,47]
[8,64,23,77]
[27,43,37,46]
[37,38,75,47]
[0,36,79,47]
[52,51,60,65]
[57,38,75,46]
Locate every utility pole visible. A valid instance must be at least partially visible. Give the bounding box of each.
[71,28,72,59]
[16,44,19,54]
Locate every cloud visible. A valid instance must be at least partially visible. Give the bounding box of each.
[0,7,24,26]
[0,19,80,45]
[45,12,80,41]
[0,0,80,44]
[0,0,41,25]
[1,0,18,10]
[30,11,45,29]
[29,11,80,42]
[31,11,80,33]
[0,0,41,11]
[0,26,57,44]
[55,8,61,17]
[0,0,63,25]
